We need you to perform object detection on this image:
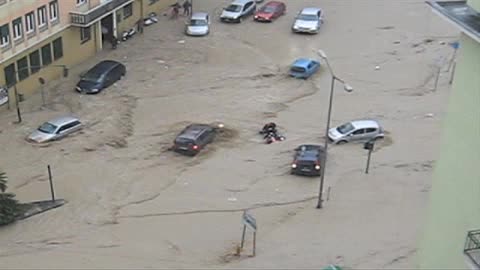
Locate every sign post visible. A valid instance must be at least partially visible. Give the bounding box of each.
[363,139,375,174]
[239,211,257,257]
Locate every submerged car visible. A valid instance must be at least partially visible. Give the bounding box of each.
[292,7,324,34]
[220,0,256,23]
[289,58,320,79]
[172,124,217,156]
[254,1,286,22]
[328,120,385,144]
[27,116,82,143]
[185,12,210,36]
[76,60,126,94]
[291,144,325,176]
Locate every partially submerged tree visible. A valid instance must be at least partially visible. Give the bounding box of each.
[0,172,20,226]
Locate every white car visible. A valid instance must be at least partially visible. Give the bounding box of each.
[292,7,324,34]
[185,12,210,36]
[27,116,83,143]
[328,120,384,144]
[220,0,256,23]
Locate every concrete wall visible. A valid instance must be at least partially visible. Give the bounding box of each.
[116,0,142,34]
[417,33,480,268]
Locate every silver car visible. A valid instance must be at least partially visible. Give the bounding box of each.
[185,12,210,36]
[292,7,324,34]
[220,0,256,23]
[328,120,384,144]
[27,116,82,143]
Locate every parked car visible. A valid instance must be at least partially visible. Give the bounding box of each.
[328,120,385,144]
[220,0,256,23]
[254,1,286,22]
[289,58,320,79]
[292,7,324,34]
[172,124,217,156]
[27,116,82,143]
[185,12,210,36]
[75,60,126,94]
[291,144,325,176]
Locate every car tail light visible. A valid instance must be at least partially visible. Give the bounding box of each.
[192,145,199,150]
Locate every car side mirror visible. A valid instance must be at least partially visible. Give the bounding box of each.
[348,133,353,137]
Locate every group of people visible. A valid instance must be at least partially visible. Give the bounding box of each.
[171,0,192,19]
[259,122,285,144]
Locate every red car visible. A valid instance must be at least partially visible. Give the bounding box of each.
[254,1,286,22]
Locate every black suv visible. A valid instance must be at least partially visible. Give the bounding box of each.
[291,144,325,176]
[172,124,216,156]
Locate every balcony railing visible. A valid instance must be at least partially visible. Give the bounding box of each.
[70,0,133,26]
[465,230,480,269]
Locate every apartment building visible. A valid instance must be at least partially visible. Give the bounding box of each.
[418,0,480,269]
[0,0,175,107]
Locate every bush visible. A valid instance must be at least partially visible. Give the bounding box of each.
[0,172,20,226]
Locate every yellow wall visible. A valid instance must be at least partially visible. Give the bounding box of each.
[116,0,143,34]
[0,26,96,103]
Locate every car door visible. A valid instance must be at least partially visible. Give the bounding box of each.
[55,123,72,139]
[365,127,378,140]
[349,128,366,141]
[306,63,314,76]
[242,2,252,16]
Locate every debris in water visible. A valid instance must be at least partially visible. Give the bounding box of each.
[178,40,185,44]
[227,197,237,202]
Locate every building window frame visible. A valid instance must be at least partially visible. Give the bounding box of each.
[37,6,47,28]
[12,17,23,40]
[80,27,91,43]
[76,0,87,6]
[41,43,52,66]
[49,0,59,22]
[123,3,133,19]
[52,37,63,60]
[25,11,36,34]
[4,63,16,87]
[29,50,41,74]
[17,56,29,81]
[0,24,10,48]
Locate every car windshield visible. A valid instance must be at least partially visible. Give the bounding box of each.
[261,6,276,13]
[190,19,207,26]
[337,123,355,134]
[38,122,58,134]
[82,72,102,82]
[225,4,241,12]
[291,66,306,73]
[297,14,318,21]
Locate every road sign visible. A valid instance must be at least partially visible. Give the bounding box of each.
[242,211,257,231]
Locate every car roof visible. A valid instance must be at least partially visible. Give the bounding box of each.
[351,120,381,129]
[191,12,208,20]
[292,58,314,68]
[88,60,122,74]
[295,145,323,160]
[47,116,80,126]
[265,1,284,7]
[231,0,252,5]
[300,7,321,15]
[178,124,212,139]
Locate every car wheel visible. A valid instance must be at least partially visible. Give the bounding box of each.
[337,140,348,145]
[238,16,243,23]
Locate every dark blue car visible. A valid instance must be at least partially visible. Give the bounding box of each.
[288,58,320,79]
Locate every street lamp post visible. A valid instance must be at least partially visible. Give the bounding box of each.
[316,50,353,209]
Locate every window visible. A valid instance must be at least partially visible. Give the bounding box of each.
[4,64,16,87]
[12,17,23,40]
[17,57,29,81]
[29,50,41,74]
[366,128,377,133]
[52,37,63,60]
[0,24,9,47]
[123,3,132,19]
[25,12,35,33]
[37,6,47,27]
[49,0,58,22]
[41,43,52,66]
[352,129,365,135]
[80,27,91,43]
[76,0,86,5]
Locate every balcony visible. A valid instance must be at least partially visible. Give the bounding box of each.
[426,1,480,43]
[70,0,133,27]
[465,230,480,269]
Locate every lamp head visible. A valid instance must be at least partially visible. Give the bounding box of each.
[343,84,353,92]
[317,49,327,59]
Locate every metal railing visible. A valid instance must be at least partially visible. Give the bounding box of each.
[70,0,132,26]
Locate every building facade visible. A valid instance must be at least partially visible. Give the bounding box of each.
[0,0,175,107]
[419,0,480,269]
